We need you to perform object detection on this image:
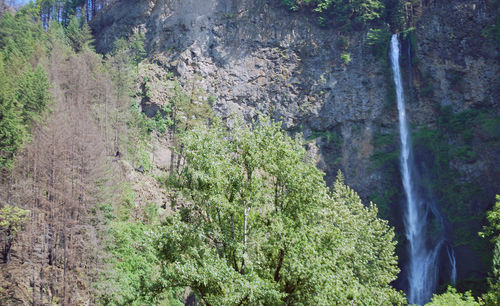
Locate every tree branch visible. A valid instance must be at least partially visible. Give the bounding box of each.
[274,248,285,282]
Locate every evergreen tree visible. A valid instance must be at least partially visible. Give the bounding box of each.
[0,9,44,62]
[0,55,25,169]
[16,64,51,123]
[0,9,51,168]
[65,15,93,52]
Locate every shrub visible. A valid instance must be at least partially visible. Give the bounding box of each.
[341,52,351,64]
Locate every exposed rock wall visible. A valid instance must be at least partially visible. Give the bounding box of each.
[410,0,500,284]
[92,0,391,194]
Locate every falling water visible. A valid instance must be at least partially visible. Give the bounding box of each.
[448,246,457,285]
[390,34,457,304]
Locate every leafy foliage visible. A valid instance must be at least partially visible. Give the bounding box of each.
[0,205,30,237]
[0,70,25,168]
[0,6,45,61]
[97,219,182,305]
[426,286,480,306]
[367,27,392,64]
[92,181,182,305]
[480,195,500,304]
[481,195,500,242]
[111,33,146,66]
[153,118,405,305]
[341,52,351,64]
[281,0,385,28]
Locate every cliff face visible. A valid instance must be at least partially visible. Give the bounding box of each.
[93,0,391,194]
[92,0,499,287]
[415,0,497,116]
[409,0,500,285]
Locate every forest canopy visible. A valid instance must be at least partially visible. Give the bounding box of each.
[0,6,51,169]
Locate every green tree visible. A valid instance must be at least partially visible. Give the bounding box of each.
[16,64,51,123]
[426,287,480,306]
[480,195,500,304]
[481,195,500,241]
[65,15,93,52]
[98,220,182,305]
[129,33,146,65]
[153,118,405,305]
[0,55,25,169]
[0,93,24,169]
[0,205,30,263]
[94,185,182,305]
[0,6,44,62]
[0,8,51,169]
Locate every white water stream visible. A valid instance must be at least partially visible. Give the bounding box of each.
[390,34,456,304]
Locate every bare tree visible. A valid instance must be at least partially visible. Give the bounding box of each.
[0,42,123,304]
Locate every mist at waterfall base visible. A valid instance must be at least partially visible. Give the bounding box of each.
[390,34,457,305]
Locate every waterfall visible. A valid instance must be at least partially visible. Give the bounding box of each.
[448,246,457,285]
[390,32,432,304]
[390,34,457,305]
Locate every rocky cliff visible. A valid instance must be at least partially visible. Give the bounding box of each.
[91,0,500,292]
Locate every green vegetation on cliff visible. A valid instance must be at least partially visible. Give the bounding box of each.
[428,195,500,305]
[412,107,500,254]
[0,6,173,304]
[0,205,29,263]
[280,0,410,30]
[281,0,385,28]
[4,6,406,304]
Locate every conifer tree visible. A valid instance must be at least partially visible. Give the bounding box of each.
[0,55,25,169]
[16,64,51,123]
[65,15,93,52]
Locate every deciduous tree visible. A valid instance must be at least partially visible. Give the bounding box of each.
[154,118,406,305]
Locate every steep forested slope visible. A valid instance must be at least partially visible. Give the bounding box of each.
[0,6,163,304]
[0,0,499,304]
